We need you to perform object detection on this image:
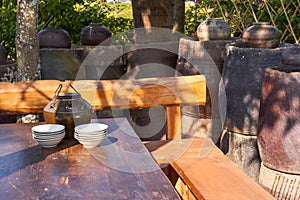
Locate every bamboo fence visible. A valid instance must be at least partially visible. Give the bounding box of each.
[199,0,299,43]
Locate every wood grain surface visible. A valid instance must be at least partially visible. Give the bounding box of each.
[0,118,180,199]
[0,75,206,113]
[144,139,275,200]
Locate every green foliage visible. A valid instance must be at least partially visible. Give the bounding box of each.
[39,0,134,45]
[185,1,215,37]
[0,0,134,59]
[1,0,298,59]
[0,0,17,59]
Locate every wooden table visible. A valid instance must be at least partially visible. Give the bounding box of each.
[0,118,180,199]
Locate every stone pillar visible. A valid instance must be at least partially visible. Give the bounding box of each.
[220,43,287,182]
[40,48,84,81]
[176,37,230,140]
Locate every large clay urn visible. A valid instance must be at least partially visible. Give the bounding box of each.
[38,28,71,48]
[282,44,300,68]
[197,18,231,41]
[43,84,93,139]
[241,22,281,49]
[0,44,7,65]
[80,23,112,45]
[258,67,300,174]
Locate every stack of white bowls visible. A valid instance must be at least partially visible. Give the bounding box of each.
[74,123,108,149]
[32,124,65,148]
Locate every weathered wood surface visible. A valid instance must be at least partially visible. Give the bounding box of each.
[144,139,275,200]
[0,75,206,113]
[0,118,180,199]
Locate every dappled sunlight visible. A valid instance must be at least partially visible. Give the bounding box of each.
[222,43,287,135]
[141,8,152,28]
[258,67,300,175]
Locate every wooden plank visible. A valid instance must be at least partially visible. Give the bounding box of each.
[166,105,181,139]
[144,139,275,200]
[0,75,206,113]
[0,118,181,199]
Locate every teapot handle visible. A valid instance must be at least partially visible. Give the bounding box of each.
[54,84,80,96]
[54,84,63,97]
[50,84,62,108]
[70,84,80,95]
[50,84,81,109]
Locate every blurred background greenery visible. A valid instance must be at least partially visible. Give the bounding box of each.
[0,0,299,59]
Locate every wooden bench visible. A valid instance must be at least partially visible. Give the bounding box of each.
[0,76,274,199]
[144,139,275,200]
[0,75,206,139]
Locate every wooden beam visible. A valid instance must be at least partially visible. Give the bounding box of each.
[0,75,206,113]
[166,105,181,139]
[144,139,275,200]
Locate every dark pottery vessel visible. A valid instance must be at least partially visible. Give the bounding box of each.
[197,18,231,41]
[0,44,7,65]
[241,22,281,49]
[282,44,300,67]
[43,84,93,139]
[221,43,286,135]
[258,67,300,174]
[38,28,71,48]
[80,23,112,45]
[219,43,286,182]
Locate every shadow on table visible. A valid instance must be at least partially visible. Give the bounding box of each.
[0,139,78,179]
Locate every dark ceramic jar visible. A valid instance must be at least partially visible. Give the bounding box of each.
[80,23,112,45]
[38,28,71,48]
[197,18,231,41]
[0,44,7,65]
[241,22,281,49]
[43,84,93,139]
[282,44,300,68]
[258,67,300,174]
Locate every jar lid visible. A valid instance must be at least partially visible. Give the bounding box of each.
[253,22,270,26]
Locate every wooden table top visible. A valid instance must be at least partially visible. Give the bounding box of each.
[0,118,180,199]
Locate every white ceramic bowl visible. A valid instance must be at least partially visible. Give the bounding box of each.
[74,123,108,133]
[33,136,64,148]
[33,132,65,140]
[32,124,65,133]
[74,133,106,140]
[76,137,106,149]
[74,130,107,138]
[74,123,108,149]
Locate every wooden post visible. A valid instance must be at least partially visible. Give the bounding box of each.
[166,105,181,140]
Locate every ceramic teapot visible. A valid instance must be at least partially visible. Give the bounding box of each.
[43,84,93,139]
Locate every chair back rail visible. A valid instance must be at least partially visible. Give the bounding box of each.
[0,75,206,139]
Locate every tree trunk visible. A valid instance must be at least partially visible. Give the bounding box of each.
[131,0,184,32]
[15,0,39,81]
[173,0,185,33]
